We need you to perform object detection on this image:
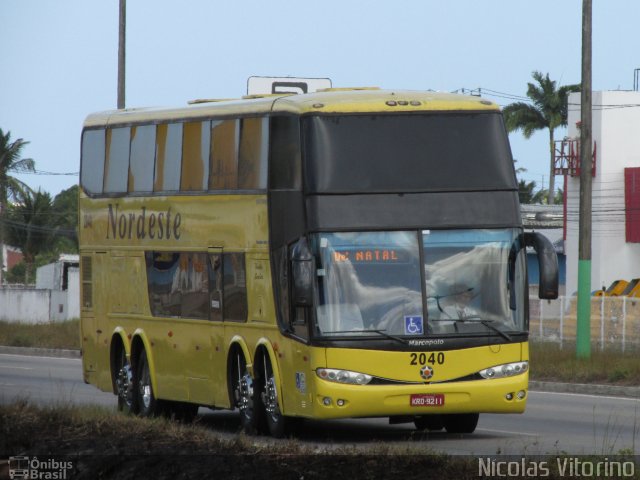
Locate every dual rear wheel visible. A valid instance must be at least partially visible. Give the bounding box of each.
[115,347,197,422]
[232,351,292,438]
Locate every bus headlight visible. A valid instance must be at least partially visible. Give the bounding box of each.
[479,361,528,379]
[316,368,372,385]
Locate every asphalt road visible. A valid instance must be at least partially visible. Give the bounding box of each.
[1,353,639,455]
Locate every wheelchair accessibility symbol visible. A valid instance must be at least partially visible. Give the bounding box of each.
[404,316,424,335]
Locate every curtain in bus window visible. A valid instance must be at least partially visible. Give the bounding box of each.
[179,252,209,319]
[223,253,247,321]
[81,129,106,194]
[146,251,181,317]
[104,127,131,193]
[154,123,182,192]
[209,120,238,190]
[145,251,209,319]
[181,121,210,191]
[238,117,268,189]
[129,125,156,193]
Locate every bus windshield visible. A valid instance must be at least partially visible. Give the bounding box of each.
[312,229,526,338]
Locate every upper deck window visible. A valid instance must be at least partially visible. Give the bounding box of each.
[104,127,131,193]
[209,120,239,189]
[154,123,183,192]
[81,129,106,195]
[129,125,156,193]
[303,113,516,194]
[238,117,268,189]
[181,121,210,191]
[81,116,269,196]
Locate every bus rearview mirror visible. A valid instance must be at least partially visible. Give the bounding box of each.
[524,232,559,300]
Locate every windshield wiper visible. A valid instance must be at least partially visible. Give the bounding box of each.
[326,329,409,345]
[430,318,512,342]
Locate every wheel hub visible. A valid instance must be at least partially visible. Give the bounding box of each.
[116,364,134,407]
[238,373,254,412]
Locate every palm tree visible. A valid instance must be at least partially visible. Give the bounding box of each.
[518,179,537,204]
[0,129,35,284]
[5,189,53,284]
[503,72,580,205]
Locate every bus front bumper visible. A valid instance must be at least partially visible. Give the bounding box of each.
[310,374,528,419]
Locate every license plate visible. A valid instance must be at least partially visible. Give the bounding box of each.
[410,393,445,407]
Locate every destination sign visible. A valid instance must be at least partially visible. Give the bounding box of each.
[332,249,405,263]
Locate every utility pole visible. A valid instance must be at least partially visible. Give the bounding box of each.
[576,0,593,359]
[117,0,126,109]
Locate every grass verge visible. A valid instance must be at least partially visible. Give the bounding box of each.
[2,400,637,480]
[0,400,476,480]
[530,341,640,385]
[0,319,79,350]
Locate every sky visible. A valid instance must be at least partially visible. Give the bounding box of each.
[2,0,640,197]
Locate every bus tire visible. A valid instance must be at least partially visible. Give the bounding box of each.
[135,348,161,417]
[231,352,261,434]
[115,347,135,415]
[260,356,291,438]
[443,413,479,434]
[414,415,444,431]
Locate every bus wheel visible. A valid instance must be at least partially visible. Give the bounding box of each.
[443,413,479,434]
[261,357,290,438]
[232,353,260,434]
[115,348,135,414]
[414,415,444,431]
[135,349,160,417]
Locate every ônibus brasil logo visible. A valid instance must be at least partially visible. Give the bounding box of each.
[8,456,73,479]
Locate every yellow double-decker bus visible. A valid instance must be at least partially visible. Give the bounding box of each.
[79,79,558,437]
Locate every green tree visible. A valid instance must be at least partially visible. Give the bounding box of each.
[518,179,537,204]
[503,72,580,205]
[51,185,79,252]
[0,129,35,284]
[5,189,53,284]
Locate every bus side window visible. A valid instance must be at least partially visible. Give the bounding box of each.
[179,252,209,319]
[181,121,210,191]
[145,251,180,317]
[81,128,106,195]
[104,127,130,193]
[223,253,248,322]
[129,125,156,193]
[289,242,310,340]
[154,123,182,192]
[238,117,268,189]
[210,120,239,190]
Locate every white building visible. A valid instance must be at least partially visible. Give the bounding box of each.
[565,90,640,296]
[0,254,79,323]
